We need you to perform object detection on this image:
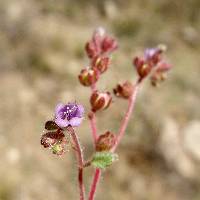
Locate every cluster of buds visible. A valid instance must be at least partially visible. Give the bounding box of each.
[85,27,118,59]
[90,91,112,112]
[96,131,116,152]
[113,81,134,99]
[133,45,171,84]
[79,27,118,87]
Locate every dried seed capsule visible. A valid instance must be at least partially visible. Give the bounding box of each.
[41,129,68,156]
[96,131,116,152]
[113,81,134,99]
[41,129,65,148]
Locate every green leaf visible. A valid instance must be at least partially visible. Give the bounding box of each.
[91,152,118,169]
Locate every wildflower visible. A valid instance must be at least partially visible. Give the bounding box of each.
[113,81,134,99]
[55,102,84,128]
[78,67,99,86]
[96,131,116,152]
[90,91,112,112]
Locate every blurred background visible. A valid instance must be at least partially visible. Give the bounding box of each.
[0,0,200,199]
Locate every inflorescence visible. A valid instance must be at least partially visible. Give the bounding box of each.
[40,27,172,200]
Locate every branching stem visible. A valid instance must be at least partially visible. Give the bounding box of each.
[88,79,140,200]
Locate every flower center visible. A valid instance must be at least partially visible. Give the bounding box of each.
[61,104,77,120]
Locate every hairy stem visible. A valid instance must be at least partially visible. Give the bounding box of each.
[89,112,98,144]
[88,169,101,200]
[112,81,140,152]
[89,83,98,145]
[67,126,85,200]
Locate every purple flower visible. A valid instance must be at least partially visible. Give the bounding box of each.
[55,102,84,128]
[144,48,159,60]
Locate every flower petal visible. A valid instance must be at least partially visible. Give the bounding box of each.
[55,103,64,116]
[69,117,83,127]
[76,104,84,118]
[55,117,69,128]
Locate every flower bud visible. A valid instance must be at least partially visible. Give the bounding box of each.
[102,36,118,54]
[113,81,134,99]
[85,28,118,59]
[133,56,152,79]
[133,56,144,69]
[78,67,99,86]
[90,91,112,112]
[150,61,172,86]
[85,42,99,59]
[155,60,172,73]
[92,57,110,74]
[150,73,167,87]
[96,131,116,152]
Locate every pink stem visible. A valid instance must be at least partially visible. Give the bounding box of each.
[67,126,85,200]
[112,82,140,152]
[89,83,98,145]
[88,80,140,200]
[91,83,97,92]
[89,113,98,143]
[88,169,101,200]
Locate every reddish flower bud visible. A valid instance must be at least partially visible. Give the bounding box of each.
[85,27,118,59]
[92,57,110,74]
[133,59,152,80]
[78,67,99,86]
[155,61,172,73]
[102,36,118,54]
[133,45,168,81]
[133,57,144,69]
[113,81,134,99]
[150,61,172,86]
[96,131,116,152]
[85,42,99,59]
[90,91,112,112]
